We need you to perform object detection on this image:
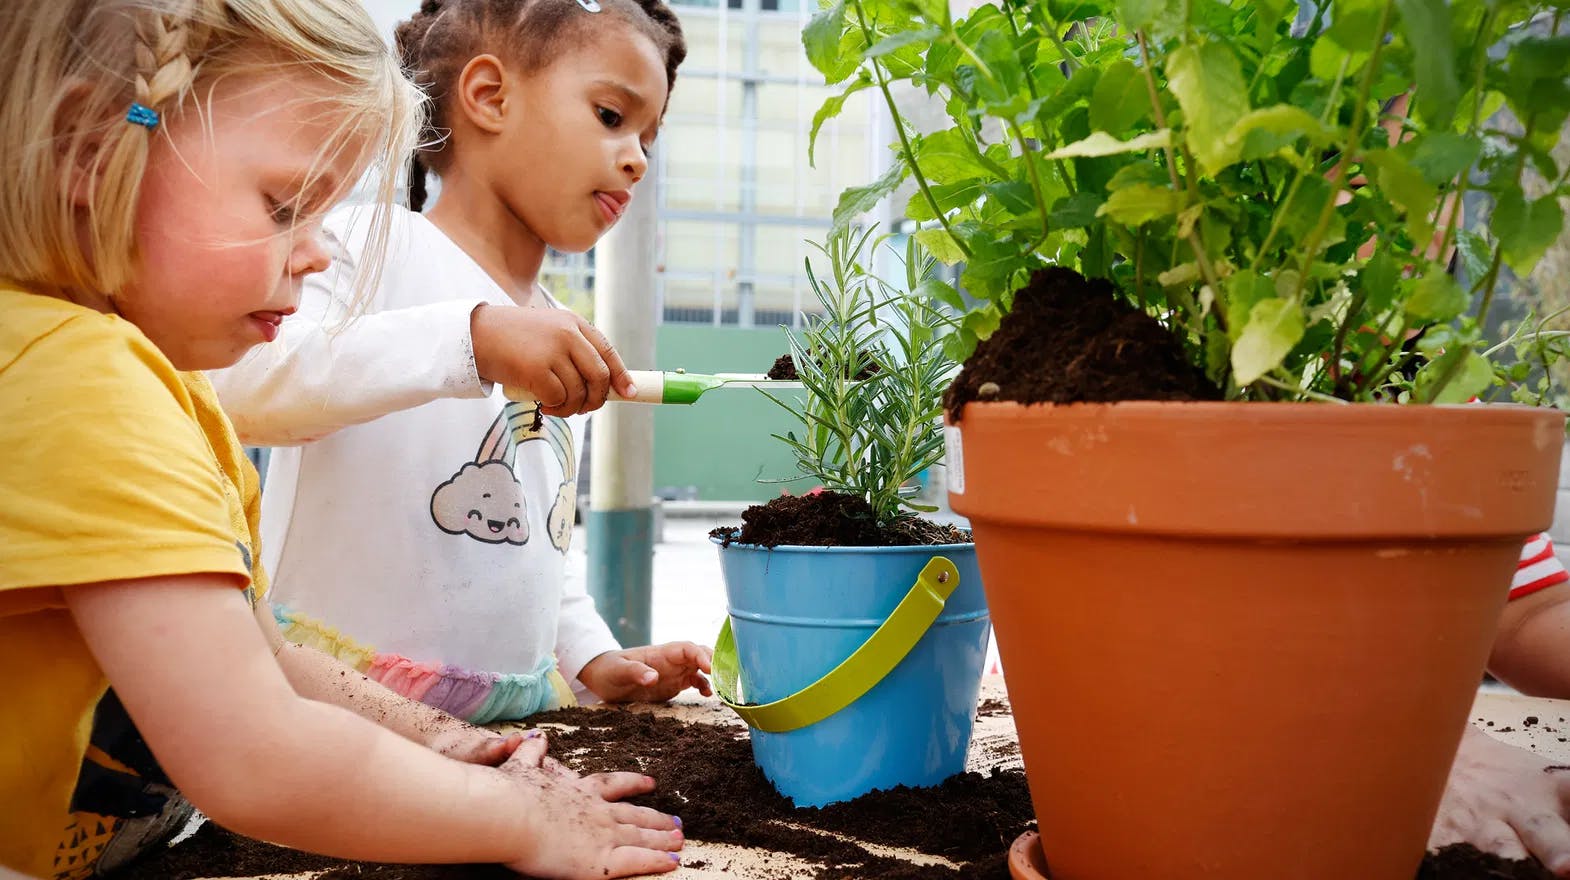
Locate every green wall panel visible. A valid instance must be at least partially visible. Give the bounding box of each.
[653,324,811,501]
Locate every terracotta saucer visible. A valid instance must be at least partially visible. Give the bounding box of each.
[1009,830,1049,880]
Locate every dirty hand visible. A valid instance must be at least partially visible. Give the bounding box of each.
[494,736,683,878]
[430,726,544,767]
[578,642,714,703]
[1429,723,1570,875]
[471,303,636,418]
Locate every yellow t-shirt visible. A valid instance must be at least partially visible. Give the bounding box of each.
[0,289,268,878]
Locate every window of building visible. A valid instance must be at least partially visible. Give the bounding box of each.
[655,0,886,326]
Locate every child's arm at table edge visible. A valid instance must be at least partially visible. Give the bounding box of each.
[65,572,574,863]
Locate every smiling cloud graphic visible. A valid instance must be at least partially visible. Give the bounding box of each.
[430,461,529,545]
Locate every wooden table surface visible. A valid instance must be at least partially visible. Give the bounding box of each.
[214,678,1570,880]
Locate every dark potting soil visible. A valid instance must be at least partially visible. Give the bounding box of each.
[119,706,1552,880]
[709,490,971,549]
[120,706,1030,880]
[766,353,799,380]
[943,266,1222,421]
[1418,844,1558,880]
[765,352,880,381]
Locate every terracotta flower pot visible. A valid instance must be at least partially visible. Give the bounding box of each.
[946,401,1564,880]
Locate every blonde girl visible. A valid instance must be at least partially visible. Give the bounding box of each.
[0,2,682,878]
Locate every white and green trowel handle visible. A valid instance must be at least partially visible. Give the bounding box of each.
[503,370,791,406]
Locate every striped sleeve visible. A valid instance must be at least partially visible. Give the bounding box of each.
[1510,533,1570,600]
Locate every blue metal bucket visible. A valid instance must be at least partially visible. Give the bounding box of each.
[714,538,990,807]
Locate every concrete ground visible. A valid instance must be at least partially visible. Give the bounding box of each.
[565,512,737,649]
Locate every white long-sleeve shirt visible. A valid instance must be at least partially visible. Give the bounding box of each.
[211,205,619,722]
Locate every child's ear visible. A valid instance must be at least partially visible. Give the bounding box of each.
[455,54,512,135]
[55,82,110,207]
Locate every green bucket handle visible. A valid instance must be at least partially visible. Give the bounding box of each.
[712,556,961,734]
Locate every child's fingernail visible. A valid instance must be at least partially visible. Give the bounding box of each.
[669,853,681,863]
[673,816,683,830]
[525,730,542,739]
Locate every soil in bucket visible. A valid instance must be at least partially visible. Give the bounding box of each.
[119,705,1556,880]
[710,489,969,548]
[942,266,1222,421]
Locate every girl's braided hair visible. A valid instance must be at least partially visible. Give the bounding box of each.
[395,0,687,212]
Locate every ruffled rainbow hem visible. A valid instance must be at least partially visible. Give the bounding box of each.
[273,604,576,724]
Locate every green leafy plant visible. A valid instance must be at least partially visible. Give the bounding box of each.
[763,226,960,524]
[805,0,1570,403]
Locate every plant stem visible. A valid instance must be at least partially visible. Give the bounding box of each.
[1258,373,1350,403]
[850,0,972,260]
[1134,228,1147,309]
[1352,312,1411,397]
[1004,7,1042,98]
[1005,118,1053,244]
[1250,172,1308,272]
[1327,289,1366,393]
[1288,0,1395,301]
[1474,107,1541,330]
[1485,331,1570,358]
[1134,29,1223,328]
[1136,31,1183,193]
[1250,51,1349,274]
[1432,8,1496,267]
[1036,5,1079,74]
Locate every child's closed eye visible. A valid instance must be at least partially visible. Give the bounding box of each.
[266,195,300,227]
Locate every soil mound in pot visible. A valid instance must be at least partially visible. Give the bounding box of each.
[710,490,970,548]
[944,267,1222,420]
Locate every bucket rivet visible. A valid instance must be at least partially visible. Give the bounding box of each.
[937,571,949,583]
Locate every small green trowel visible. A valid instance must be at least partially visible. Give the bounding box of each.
[504,369,802,406]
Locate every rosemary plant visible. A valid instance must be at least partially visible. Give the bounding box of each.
[763,226,960,525]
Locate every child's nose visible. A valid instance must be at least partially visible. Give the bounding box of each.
[291,228,333,276]
[622,142,647,184]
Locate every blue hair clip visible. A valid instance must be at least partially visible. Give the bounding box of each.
[126,102,160,130]
[576,0,602,11]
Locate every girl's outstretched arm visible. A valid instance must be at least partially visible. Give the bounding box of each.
[210,226,494,447]
[65,573,682,878]
[258,602,524,765]
[210,214,633,444]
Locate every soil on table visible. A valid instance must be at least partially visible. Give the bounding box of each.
[1418,844,1557,879]
[943,266,1222,422]
[710,489,970,549]
[765,352,880,381]
[121,706,1031,880]
[120,706,1553,880]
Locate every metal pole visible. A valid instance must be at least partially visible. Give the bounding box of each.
[587,164,659,648]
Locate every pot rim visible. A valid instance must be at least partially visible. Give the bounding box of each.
[948,398,1560,423]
